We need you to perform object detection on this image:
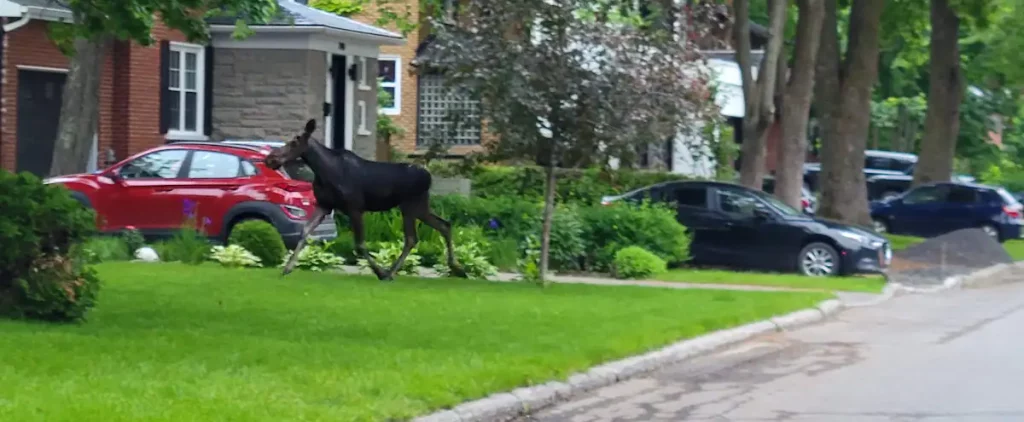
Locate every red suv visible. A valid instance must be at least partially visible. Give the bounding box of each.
[44,141,336,248]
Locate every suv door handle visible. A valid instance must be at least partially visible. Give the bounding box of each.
[221,185,240,191]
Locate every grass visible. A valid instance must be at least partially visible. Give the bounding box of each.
[1003,239,1024,260]
[0,263,830,422]
[653,268,887,293]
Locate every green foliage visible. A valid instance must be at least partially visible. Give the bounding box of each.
[540,206,586,272]
[325,231,358,265]
[228,219,286,267]
[79,237,131,263]
[121,228,145,256]
[358,241,421,276]
[613,246,667,279]
[309,0,366,16]
[578,201,690,271]
[517,235,542,284]
[467,165,695,204]
[431,194,542,241]
[433,241,497,280]
[282,242,345,272]
[0,171,99,322]
[210,245,262,268]
[160,224,211,265]
[486,236,520,271]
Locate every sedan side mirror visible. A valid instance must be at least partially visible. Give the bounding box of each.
[753,207,773,221]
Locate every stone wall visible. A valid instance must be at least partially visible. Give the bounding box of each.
[210,49,326,142]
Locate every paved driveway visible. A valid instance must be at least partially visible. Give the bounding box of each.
[522,282,1024,421]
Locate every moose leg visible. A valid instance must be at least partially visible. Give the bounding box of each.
[385,208,419,279]
[421,212,467,278]
[350,211,389,281]
[281,207,329,276]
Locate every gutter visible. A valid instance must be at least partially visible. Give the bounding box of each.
[208,24,406,46]
[2,6,72,32]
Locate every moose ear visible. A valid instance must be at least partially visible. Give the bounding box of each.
[304,119,317,134]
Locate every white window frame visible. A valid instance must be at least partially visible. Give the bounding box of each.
[166,42,207,141]
[377,55,401,116]
[357,100,372,135]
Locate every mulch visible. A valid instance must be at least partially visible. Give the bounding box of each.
[885,228,1012,286]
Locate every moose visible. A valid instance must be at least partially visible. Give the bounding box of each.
[263,119,467,281]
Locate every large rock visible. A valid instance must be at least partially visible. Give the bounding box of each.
[886,228,1012,286]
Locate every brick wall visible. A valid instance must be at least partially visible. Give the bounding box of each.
[1,19,187,172]
[210,49,326,142]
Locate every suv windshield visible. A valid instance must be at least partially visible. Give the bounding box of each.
[283,160,315,183]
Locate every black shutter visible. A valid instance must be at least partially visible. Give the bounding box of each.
[158,40,171,134]
[203,45,214,136]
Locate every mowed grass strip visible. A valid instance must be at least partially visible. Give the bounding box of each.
[0,262,830,422]
[654,269,887,293]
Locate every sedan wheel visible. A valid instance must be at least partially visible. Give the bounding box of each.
[799,242,839,277]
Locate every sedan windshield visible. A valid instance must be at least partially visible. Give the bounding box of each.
[751,190,805,217]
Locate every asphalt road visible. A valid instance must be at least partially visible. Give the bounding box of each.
[522,282,1024,422]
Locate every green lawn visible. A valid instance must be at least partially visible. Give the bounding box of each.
[0,263,830,422]
[653,269,887,293]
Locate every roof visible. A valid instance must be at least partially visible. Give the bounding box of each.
[13,0,402,41]
[207,0,402,41]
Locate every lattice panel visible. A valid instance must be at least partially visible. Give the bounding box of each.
[417,74,482,146]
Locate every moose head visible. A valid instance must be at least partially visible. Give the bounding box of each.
[265,119,317,170]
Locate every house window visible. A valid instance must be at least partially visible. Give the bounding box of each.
[416,73,481,146]
[378,56,401,115]
[167,42,205,138]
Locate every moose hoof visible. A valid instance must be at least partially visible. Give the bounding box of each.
[376,272,394,282]
[281,267,294,277]
[450,265,469,279]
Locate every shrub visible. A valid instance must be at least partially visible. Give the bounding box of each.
[541,206,586,272]
[578,202,690,271]
[79,236,131,263]
[469,165,694,204]
[160,224,211,265]
[325,231,358,265]
[357,241,421,276]
[210,245,262,268]
[228,219,287,267]
[434,241,497,280]
[517,235,542,283]
[120,228,145,256]
[486,236,520,271]
[431,194,542,241]
[613,246,667,279]
[281,242,344,272]
[0,171,99,322]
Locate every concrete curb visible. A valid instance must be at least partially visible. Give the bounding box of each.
[411,299,845,422]
[887,261,1024,294]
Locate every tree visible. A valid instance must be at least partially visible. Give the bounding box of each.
[423,0,718,284]
[774,0,823,209]
[812,0,885,226]
[47,0,279,176]
[732,0,787,189]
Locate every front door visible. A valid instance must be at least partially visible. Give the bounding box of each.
[331,55,347,150]
[16,70,66,177]
[103,149,192,234]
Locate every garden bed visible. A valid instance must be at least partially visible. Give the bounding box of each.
[0,262,830,421]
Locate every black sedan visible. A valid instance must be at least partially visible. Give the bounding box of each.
[600,181,892,276]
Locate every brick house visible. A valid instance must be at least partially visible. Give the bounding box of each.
[0,0,403,178]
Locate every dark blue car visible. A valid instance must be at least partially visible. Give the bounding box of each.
[870,182,1023,243]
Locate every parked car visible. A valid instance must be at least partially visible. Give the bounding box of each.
[44,141,336,249]
[600,181,891,277]
[760,175,817,215]
[866,162,976,200]
[803,149,917,193]
[870,182,1023,242]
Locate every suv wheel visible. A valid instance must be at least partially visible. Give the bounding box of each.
[798,242,840,277]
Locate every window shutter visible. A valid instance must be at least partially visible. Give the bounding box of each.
[204,45,214,136]
[159,40,171,134]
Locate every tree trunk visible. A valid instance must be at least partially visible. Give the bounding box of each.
[776,0,824,209]
[49,37,109,177]
[734,0,787,189]
[813,0,885,226]
[537,164,557,287]
[913,0,963,186]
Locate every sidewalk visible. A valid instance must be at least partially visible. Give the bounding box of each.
[335,265,889,307]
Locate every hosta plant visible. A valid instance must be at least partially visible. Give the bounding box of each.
[357,241,421,276]
[280,242,345,272]
[434,240,497,280]
[210,245,262,268]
